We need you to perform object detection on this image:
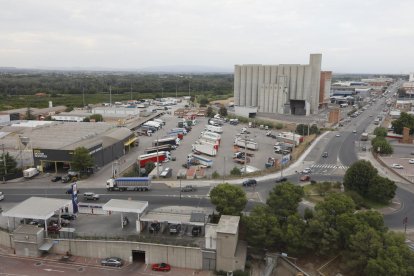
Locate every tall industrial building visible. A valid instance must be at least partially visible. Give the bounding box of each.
[233,54,324,116]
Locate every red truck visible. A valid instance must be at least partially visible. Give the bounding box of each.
[138,151,171,167]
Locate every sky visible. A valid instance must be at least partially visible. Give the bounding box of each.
[0,0,413,73]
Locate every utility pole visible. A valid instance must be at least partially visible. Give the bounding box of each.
[82,87,85,107]
[109,85,112,106]
[2,144,6,182]
[156,133,159,179]
[244,133,248,175]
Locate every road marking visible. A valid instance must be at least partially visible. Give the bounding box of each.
[43,268,64,273]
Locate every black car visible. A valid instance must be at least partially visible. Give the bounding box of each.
[101,257,123,267]
[149,222,161,233]
[51,176,62,182]
[275,177,288,183]
[192,226,202,236]
[169,224,181,234]
[60,214,77,220]
[242,179,257,187]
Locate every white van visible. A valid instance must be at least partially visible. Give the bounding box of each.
[340,103,349,108]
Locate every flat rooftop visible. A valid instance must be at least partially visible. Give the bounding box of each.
[0,121,131,150]
[102,199,148,214]
[216,215,240,235]
[2,197,72,220]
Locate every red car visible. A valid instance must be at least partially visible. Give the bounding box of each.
[300,175,310,182]
[47,224,61,234]
[152,263,171,272]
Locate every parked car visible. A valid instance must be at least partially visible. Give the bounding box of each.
[60,214,77,220]
[275,177,287,183]
[83,192,99,200]
[0,191,4,201]
[101,257,123,267]
[169,224,181,235]
[392,164,404,169]
[192,226,202,236]
[149,222,161,233]
[181,185,196,192]
[242,179,257,187]
[152,263,171,272]
[51,176,62,182]
[300,175,311,182]
[47,224,61,234]
[409,159,414,164]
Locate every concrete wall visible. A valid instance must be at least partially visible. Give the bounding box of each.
[0,230,13,248]
[49,239,203,269]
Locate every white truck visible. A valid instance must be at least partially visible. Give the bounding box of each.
[144,121,162,129]
[199,136,219,146]
[234,138,259,150]
[201,131,221,143]
[192,143,218,156]
[187,154,213,167]
[23,168,39,179]
[205,125,223,133]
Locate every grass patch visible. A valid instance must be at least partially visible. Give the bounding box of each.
[362,198,389,209]
[303,182,342,204]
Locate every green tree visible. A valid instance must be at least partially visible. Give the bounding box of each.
[371,137,393,154]
[282,214,307,255]
[206,106,215,118]
[89,114,103,122]
[25,107,36,120]
[71,147,94,173]
[83,117,90,122]
[296,124,309,135]
[374,127,387,137]
[210,183,247,215]
[367,175,396,203]
[144,162,155,175]
[391,112,414,135]
[198,97,209,107]
[0,152,18,177]
[266,182,304,218]
[344,160,378,197]
[211,171,220,179]
[315,193,356,226]
[218,106,228,117]
[243,205,280,249]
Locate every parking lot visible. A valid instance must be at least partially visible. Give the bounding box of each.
[380,143,414,182]
[134,110,286,179]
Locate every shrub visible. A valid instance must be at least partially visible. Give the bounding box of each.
[230,167,242,176]
[275,123,284,129]
[212,171,220,179]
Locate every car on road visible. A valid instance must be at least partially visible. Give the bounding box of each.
[101,257,123,267]
[391,164,404,169]
[275,177,288,183]
[0,191,4,201]
[352,130,357,133]
[83,192,99,200]
[242,179,257,187]
[301,168,312,174]
[335,134,341,137]
[51,176,62,182]
[322,152,328,158]
[60,214,77,220]
[152,263,171,272]
[181,185,196,192]
[149,222,161,233]
[300,175,311,182]
[409,159,414,164]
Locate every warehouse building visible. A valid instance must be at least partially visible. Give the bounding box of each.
[0,121,136,172]
[233,54,326,116]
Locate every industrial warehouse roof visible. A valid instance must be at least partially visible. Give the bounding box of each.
[0,121,131,150]
[2,197,72,220]
[102,199,148,214]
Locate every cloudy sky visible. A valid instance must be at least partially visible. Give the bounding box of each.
[1,0,413,73]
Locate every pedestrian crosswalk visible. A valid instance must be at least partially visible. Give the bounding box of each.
[310,163,349,175]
